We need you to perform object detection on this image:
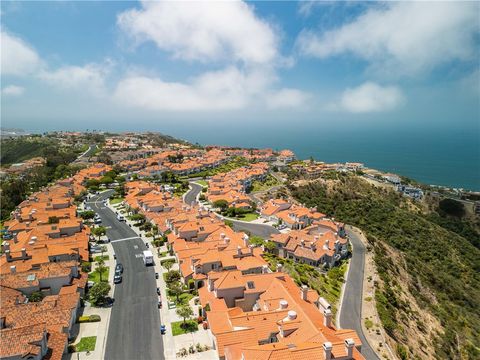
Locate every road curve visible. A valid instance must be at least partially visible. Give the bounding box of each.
[184,182,203,206]
[88,191,165,360]
[340,229,379,360]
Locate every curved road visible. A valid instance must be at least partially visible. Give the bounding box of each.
[340,229,379,360]
[184,182,279,238]
[88,191,164,360]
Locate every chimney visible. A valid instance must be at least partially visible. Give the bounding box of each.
[286,310,297,320]
[21,248,27,259]
[237,246,242,256]
[208,277,214,291]
[323,308,332,327]
[262,265,269,274]
[311,242,316,251]
[5,250,12,262]
[2,242,9,252]
[10,265,16,274]
[319,297,331,312]
[300,239,305,247]
[243,234,249,247]
[224,236,230,245]
[324,239,329,250]
[279,299,288,309]
[345,339,355,359]
[220,233,226,240]
[323,342,333,360]
[277,263,283,273]
[190,257,195,269]
[249,244,254,255]
[301,285,308,301]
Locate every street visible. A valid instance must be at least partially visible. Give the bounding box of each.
[87,191,165,360]
[339,229,379,360]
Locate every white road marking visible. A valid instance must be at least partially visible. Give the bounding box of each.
[110,236,140,243]
[133,245,138,249]
[135,254,143,258]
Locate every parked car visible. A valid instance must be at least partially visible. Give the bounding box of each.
[86,281,95,288]
[156,287,161,296]
[114,274,122,284]
[90,246,103,254]
[155,272,159,279]
[145,242,149,248]
[115,263,124,274]
[160,325,166,334]
[94,218,102,224]
[116,214,126,222]
[113,253,117,260]
[158,300,162,309]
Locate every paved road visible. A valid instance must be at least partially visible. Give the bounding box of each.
[183,183,279,238]
[77,144,97,160]
[229,219,280,238]
[88,191,164,360]
[184,182,203,206]
[339,229,379,360]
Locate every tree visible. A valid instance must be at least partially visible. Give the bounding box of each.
[169,282,184,303]
[264,241,276,253]
[89,282,111,306]
[95,258,107,282]
[162,259,175,272]
[249,236,265,247]
[91,226,107,240]
[28,291,44,302]
[165,270,181,285]
[213,199,229,211]
[176,305,194,326]
[80,210,95,220]
[130,213,146,223]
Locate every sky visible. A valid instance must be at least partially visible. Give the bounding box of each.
[1,1,479,133]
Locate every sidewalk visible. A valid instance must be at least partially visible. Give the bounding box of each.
[69,233,115,360]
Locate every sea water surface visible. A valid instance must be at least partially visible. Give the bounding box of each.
[166,125,480,191]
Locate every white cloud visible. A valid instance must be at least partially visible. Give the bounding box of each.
[117,1,278,65]
[1,85,25,96]
[338,82,405,113]
[1,31,41,76]
[113,66,308,111]
[297,2,479,75]
[38,61,112,96]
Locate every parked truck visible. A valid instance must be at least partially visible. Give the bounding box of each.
[143,250,154,266]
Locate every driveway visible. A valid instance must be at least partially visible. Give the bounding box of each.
[87,191,165,360]
[184,182,203,206]
[339,229,379,360]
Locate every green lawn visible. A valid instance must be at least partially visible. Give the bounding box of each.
[251,174,281,192]
[74,336,97,352]
[94,255,109,262]
[110,198,124,205]
[167,291,194,306]
[88,268,109,283]
[171,320,198,336]
[195,180,208,187]
[237,212,259,222]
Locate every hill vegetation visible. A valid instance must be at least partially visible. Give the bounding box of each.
[290,175,480,359]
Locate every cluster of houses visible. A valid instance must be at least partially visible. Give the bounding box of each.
[114,146,295,180]
[0,165,109,359]
[206,163,270,209]
[259,199,349,268]
[122,179,361,359]
[290,161,364,178]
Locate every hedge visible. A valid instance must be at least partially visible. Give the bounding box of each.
[77,314,101,323]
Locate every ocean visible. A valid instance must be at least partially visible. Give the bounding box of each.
[162,124,480,191]
[15,121,480,191]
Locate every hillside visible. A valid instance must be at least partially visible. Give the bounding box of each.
[0,136,54,165]
[290,175,480,360]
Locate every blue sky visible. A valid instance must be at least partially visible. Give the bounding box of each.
[1,1,479,132]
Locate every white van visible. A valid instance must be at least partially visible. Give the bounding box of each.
[143,250,154,266]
